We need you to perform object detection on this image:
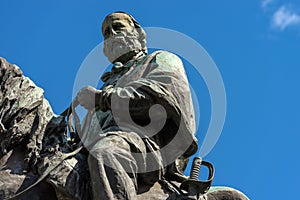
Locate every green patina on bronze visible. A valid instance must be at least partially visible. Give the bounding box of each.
[0,11,249,200]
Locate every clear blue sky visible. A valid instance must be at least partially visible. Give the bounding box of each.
[1,0,300,199]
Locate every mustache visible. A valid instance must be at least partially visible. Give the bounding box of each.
[104,33,139,50]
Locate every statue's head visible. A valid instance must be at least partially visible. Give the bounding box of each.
[102,12,147,64]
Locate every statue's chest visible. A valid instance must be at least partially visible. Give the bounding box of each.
[101,62,147,89]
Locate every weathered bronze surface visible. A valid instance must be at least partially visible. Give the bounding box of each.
[0,12,249,200]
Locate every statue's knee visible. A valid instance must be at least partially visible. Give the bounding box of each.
[89,136,131,158]
[88,147,112,164]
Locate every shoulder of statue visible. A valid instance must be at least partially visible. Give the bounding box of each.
[147,50,183,65]
[147,50,179,58]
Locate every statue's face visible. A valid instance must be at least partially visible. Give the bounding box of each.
[102,13,143,63]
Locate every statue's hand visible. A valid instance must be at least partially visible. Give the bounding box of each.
[76,86,102,110]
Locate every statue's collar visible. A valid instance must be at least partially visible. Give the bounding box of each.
[101,51,147,82]
[113,51,146,71]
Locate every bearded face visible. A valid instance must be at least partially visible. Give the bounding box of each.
[102,13,144,63]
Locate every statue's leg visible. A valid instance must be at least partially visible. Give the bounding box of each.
[88,134,139,200]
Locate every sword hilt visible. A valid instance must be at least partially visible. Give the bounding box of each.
[189,157,202,181]
[180,156,214,200]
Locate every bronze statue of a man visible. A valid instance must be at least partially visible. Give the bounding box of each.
[75,12,198,199]
[0,11,249,200]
